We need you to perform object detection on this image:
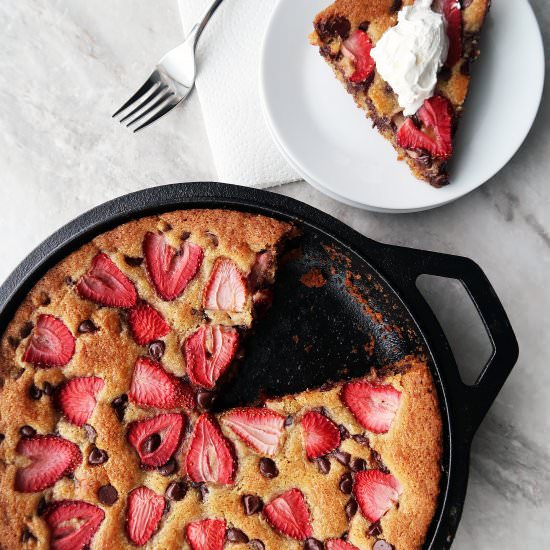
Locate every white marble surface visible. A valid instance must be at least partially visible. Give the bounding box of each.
[0,1,549,547]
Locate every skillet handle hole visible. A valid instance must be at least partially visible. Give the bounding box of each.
[416,274,494,386]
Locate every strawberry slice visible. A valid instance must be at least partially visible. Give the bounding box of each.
[23,314,75,368]
[326,540,360,550]
[184,325,239,389]
[143,232,203,301]
[222,407,286,456]
[397,95,453,159]
[127,413,185,468]
[128,303,170,345]
[43,500,105,550]
[342,30,375,83]
[185,518,226,550]
[354,470,403,522]
[301,411,341,459]
[439,0,463,67]
[341,380,401,434]
[185,414,236,485]
[203,258,248,312]
[126,486,165,546]
[76,253,137,308]
[129,357,195,410]
[15,435,82,493]
[263,488,313,540]
[57,376,105,426]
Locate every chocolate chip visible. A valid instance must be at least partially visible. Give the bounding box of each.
[345,498,358,520]
[28,384,42,400]
[338,424,350,440]
[166,481,188,501]
[65,276,74,286]
[352,434,369,446]
[21,529,37,543]
[368,521,383,537]
[259,457,278,479]
[181,231,191,240]
[148,340,165,361]
[438,66,452,82]
[14,367,25,379]
[83,424,97,443]
[462,0,474,8]
[42,381,54,396]
[98,484,118,505]
[316,456,331,475]
[319,381,335,392]
[20,425,36,438]
[389,0,403,13]
[226,528,249,543]
[197,483,209,502]
[333,450,351,467]
[373,541,393,550]
[158,457,177,476]
[0,434,5,444]
[249,540,265,550]
[78,320,98,334]
[37,497,47,516]
[284,415,294,427]
[242,494,263,515]
[19,322,34,339]
[350,457,367,472]
[315,15,351,41]
[112,394,128,421]
[142,433,161,455]
[8,336,20,349]
[124,255,143,267]
[305,538,324,550]
[205,231,219,247]
[358,21,370,32]
[196,390,216,410]
[339,472,353,494]
[39,291,51,306]
[371,450,390,474]
[88,447,108,465]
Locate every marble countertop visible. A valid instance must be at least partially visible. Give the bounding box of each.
[1,1,548,547]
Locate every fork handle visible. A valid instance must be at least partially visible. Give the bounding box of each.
[187,0,225,50]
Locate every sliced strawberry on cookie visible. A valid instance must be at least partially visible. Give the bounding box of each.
[437,0,463,67]
[126,486,165,546]
[301,410,341,459]
[57,376,105,426]
[128,303,170,345]
[185,518,226,550]
[203,258,248,312]
[184,325,239,389]
[127,413,185,468]
[342,30,375,83]
[143,232,203,301]
[186,414,236,485]
[76,252,137,308]
[397,95,454,160]
[129,357,195,410]
[43,500,105,550]
[354,469,403,522]
[326,540,360,550]
[341,380,401,434]
[15,435,82,492]
[222,407,286,456]
[23,314,75,367]
[263,488,313,540]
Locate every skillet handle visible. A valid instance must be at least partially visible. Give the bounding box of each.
[380,246,519,433]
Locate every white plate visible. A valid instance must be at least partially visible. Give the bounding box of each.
[260,0,544,213]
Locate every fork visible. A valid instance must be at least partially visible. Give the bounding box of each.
[113,0,224,132]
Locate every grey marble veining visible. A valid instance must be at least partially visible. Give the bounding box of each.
[0,0,549,548]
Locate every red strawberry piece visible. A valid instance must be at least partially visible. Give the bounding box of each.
[128,303,170,345]
[301,411,341,459]
[143,232,203,301]
[43,500,105,550]
[341,380,401,434]
[185,518,227,550]
[58,376,104,426]
[263,488,313,540]
[222,407,286,456]
[184,325,239,389]
[354,470,403,522]
[23,314,75,368]
[342,30,375,83]
[326,540,360,550]
[203,258,248,312]
[126,486,165,546]
[438,0,463,67]
[76,253,137,308]
[15,435,82,493]
[397,95,453,159]
[185,414,236,485]
[127,413,185,468]
[129,357,195,410]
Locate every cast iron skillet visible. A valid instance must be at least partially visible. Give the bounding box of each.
[0,182,518,549]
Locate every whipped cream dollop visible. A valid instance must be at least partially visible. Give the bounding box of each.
[371,0,449,116]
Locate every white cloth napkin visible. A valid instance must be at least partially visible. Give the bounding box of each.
[178,0,299,188]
